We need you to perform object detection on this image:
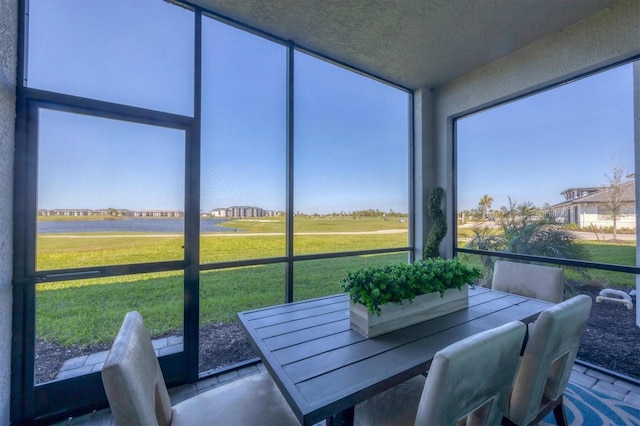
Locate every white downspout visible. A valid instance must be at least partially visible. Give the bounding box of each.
[634,61,639,328]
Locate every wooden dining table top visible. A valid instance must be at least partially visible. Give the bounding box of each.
[237,286,551,426]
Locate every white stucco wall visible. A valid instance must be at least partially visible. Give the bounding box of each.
[0,0,17,422]
[582,207,637,230]
[421,0,640,258]
[413,88,438,260]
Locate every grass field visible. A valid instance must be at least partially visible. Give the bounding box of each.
[37,217,409,269]
[35,217,634,347]
[36,253,407,346]
[213,216,409,233]
[570,241,636,286]
[457,240,636,288]
[36,217,408,346]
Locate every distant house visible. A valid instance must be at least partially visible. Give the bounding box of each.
[37,208,93,217]
[211,206,264,218]
[210,208,228,218]
[547,178,636,230]
[133,210,183,218]
[210,206,283,218]
[37,208,183,218]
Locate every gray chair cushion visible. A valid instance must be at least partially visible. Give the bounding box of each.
[102,311,173,426]
[506,294,592,426]
[102,311,299,426]
[356,321,526,425]
[492,260,564,303]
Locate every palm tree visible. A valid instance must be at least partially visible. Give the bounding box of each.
[466,226,506,286]
[478,194,493,220]
[465,199,587,292]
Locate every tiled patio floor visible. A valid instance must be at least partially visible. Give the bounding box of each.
[51,355,639,425]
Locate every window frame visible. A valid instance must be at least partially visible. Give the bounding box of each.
[12,88,198,421]
[453,57,640,276]
[12,2,414,423]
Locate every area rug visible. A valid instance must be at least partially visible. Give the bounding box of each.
[540,382,640,426]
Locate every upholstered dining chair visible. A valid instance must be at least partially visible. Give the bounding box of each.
[355,320,527,426]
[492,260,564,303]
[502,294,592,426]
[101,311,299,426]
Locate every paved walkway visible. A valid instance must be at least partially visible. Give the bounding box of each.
[54,335,183,381]
[570,362,640,406]
[51,356,639,425]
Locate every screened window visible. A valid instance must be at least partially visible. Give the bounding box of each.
[35,272,184,384]
[16,0,412,421]
[455,60,638,379]
[26,0,194,115]
[457,61,636,268]
[36,109,186,270]
[294,52,410,255]
[200,17,287,263]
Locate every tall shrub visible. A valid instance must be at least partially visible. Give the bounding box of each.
[425,187,447,258]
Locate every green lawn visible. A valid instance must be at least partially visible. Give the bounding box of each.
[215,216,409,233]
[37,234,184,270]
[35,217,634,347]
[36,253,406,346]
[568,241,636,287]
[457,241,636,288]
[35,216,409,346]
[38,217,409,269]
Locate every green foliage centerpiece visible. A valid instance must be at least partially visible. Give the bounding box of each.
[342,258,481,337]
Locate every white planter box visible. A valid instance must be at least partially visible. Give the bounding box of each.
[349,285,469,338]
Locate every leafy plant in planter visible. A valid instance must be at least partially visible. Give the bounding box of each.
[341,257,482,315]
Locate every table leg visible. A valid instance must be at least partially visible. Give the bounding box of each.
[327,406,354,426]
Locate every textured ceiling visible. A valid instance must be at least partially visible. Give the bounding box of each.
[191,0,620,89]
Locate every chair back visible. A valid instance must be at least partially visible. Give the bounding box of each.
[507,295,592,425]
[415,321,526,425]
[492,260,564,303]
[102,311,173,426]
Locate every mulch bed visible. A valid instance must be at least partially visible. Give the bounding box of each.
[573,284,639,380]
[35,323,258,384]
[35,289,639,384]
[198,322,257,373]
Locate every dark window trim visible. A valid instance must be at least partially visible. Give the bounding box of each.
[12,0,415,423]
[285,41,295,303]
[453,56,640,274]
[23,88,194,128]
[35,261,187,283]
[186,7,203,383]
[456,248,640,275]
[13,91,197,422]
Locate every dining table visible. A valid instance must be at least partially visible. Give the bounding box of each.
[237,286,551,426]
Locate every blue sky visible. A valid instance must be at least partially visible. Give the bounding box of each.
[29,0,634,216]
[457,62,635,212]
[30,0,409,215]
[38,110,186,211]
